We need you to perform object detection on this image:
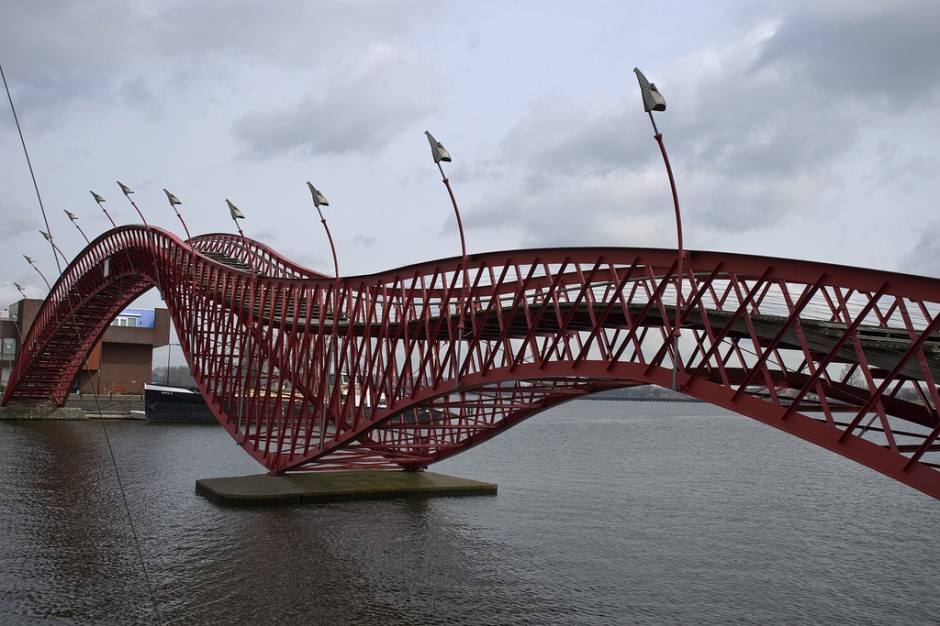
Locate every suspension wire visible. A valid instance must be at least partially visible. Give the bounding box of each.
[94,385,162,622]
[1,61,161,621]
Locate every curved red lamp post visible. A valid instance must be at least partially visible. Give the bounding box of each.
[117,181,149,228]
[425,130,470,387]
[39,230,69,266]
[91,191,117,229]
[307,182,340,451]
[424,131,468,266]
[65,210,90,244]
[634,67,684,391]
[226,198,254,439]
[23,255,50,290]
[164,189,191,241]
[307,183,339,280]
[11,282,27,342]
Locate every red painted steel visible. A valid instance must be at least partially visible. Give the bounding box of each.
[5,225,940,500]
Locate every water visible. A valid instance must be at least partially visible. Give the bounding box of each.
[0,401,937,625]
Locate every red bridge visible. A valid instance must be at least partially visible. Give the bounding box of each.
[4,226,940,500]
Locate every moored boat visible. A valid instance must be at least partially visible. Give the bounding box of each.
[144,383,216,423]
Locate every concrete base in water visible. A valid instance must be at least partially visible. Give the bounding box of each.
[0,406,86,420]
[196,470,497,505]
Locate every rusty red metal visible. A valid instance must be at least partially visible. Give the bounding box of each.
[5,225,940,499]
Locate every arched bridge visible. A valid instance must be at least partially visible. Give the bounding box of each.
[5,226,940,500]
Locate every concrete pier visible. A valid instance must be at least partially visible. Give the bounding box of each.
[0,406,86,420]
[196,470,497,505]
[0,394,147,420]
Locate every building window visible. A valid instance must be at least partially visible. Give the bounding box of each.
[112,317,138,328]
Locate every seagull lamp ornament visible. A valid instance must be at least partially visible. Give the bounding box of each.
[307,182,330,213]
[424,130,452,164]
[226,199,245,221]
[633,67,666,113]
[634,67,668,136]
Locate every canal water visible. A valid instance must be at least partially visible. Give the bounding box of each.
[0,401,937,625]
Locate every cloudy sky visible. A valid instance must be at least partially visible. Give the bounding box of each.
[2,0,939,311]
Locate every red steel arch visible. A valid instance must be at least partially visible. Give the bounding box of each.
[5,225,940,500]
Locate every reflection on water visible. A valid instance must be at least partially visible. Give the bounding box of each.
[1,402,938,625]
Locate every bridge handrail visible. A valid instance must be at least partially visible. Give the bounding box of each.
[5,225,940,500]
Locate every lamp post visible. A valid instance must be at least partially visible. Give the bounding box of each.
[165,189,196,361]
[634,67,684,391]
[12,282,27,341]
[91,191,117,228]
[117,181,164,292]
[117,181,149,228]
[65,210,90,244]
[424,131,468,266]
[39,230,69,265]
[164,189,191,241]
[226,199,254,441]
[424,130,470,388]
[23,255,50,290]
[307,182,340,451]
[307,183,339,282]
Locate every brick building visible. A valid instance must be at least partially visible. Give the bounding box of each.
[0,298,170,395]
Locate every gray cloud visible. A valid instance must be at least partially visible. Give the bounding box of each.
[0,190,38,240]
[755,1,940,103]
[0,0,441,127]
[232,45,434,157]
[497,95,648,178]
[462,2,940,253]
[351,233,376,247]
[2,0,936,290]
[899,221,940,277]
[861,142,937,194]
[468,169,673,249]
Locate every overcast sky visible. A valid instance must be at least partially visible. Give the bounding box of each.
[2,0,939,312]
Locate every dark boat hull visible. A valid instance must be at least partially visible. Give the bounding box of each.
[144,384,216,423]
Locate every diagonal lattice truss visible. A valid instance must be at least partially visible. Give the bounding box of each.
[5,225,940,499]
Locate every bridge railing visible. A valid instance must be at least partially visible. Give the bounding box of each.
[6,231,940,498]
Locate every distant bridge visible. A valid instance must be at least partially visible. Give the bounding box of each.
[5,225,940,500]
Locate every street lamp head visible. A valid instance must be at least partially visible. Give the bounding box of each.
[39,230,52,241]
[65,210,79,222]
[306,182,329,208]
[226,199,245,221]
[633,67,666,113]
[164,189,181,206]
[90,191,106,204]
[424,130,452,164]
[14,282,25,292]
[23,255,35,265]
[117,181,134,196]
